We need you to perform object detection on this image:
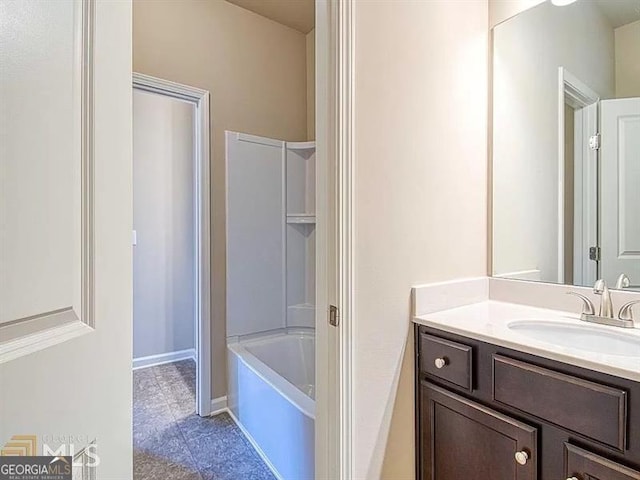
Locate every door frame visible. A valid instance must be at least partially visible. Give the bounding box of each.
[557,67,599,285]
[132,73,212,417]
[315,0,355,478]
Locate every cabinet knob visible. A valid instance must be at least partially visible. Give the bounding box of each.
[434,357,447,369]
[514,450,529,466]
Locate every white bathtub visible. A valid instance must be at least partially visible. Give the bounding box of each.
[227,330,315,480]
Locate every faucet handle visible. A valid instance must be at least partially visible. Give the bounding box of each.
[619,300,640,322]
[566,292,595,316]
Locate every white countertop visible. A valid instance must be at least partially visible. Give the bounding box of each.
[413,300,640,382]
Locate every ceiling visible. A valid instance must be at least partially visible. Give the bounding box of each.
[594,0,640,28]
[225,0,315,34]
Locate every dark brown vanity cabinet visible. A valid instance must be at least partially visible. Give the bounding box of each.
[415,324,640,480]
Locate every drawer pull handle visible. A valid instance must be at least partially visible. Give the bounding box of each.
[434,357,447,369]
[514,450,529,466]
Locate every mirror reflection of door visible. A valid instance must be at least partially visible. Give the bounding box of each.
[600,98,640,290]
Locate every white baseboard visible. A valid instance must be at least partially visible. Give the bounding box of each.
[210,396,228,416]
[225,409,284,480]
[132,348,195,370]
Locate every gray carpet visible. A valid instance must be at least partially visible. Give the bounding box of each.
[133,359,276,480]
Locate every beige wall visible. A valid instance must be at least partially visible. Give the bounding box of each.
[352,1,488,478]
[615,20,640,98]
[133,0,307,398]
[307,28,316,140]
[133,90,196,360]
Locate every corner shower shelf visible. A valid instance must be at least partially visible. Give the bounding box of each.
[286,214,316,224]
[227,130,316,337]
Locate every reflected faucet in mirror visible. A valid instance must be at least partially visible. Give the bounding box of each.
[568,280,640,329]
[615,273,636,290]
[615,273,640,290]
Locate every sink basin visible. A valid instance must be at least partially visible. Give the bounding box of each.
[508,321,640,357]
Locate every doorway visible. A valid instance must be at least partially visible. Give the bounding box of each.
[559,67,600,287]
[129,0,348,477]
[132,73,211,417]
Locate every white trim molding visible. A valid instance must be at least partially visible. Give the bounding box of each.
[0,0,96,364]
[557,67,600,284]
[80,0,96,329]
[336,1,355,479]
[132,72,212,417]
[132,348,196,370]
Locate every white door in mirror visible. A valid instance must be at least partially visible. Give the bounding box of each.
[600,98,640,291]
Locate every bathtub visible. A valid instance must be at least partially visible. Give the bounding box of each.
[227,330,315,480]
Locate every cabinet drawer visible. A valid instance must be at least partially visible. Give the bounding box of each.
[419,332,472,390]
[493,355,627,450]
[565,443,640,480]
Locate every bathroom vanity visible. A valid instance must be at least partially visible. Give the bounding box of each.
[415,0,640,476]
[413,300,640,480]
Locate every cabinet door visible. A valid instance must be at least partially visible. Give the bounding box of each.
[565,443,640,480]
[420,382,537,480]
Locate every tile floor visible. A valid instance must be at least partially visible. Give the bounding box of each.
[133,359,276,480]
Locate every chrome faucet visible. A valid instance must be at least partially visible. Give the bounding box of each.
[593,279,614,318]
[567,279,640,329]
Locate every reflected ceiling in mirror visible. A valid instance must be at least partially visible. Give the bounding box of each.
[491,0,640,291]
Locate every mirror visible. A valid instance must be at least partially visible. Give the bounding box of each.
[492,0,640,291]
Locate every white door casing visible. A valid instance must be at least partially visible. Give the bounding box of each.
[315,0,355,480]
[315,0,355,479]
[572,102,599,287]
[558,67,599,286]
[132,73,212,417]
[0,1,133,477]
[600,98,640,289]
[314,0,337,478]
